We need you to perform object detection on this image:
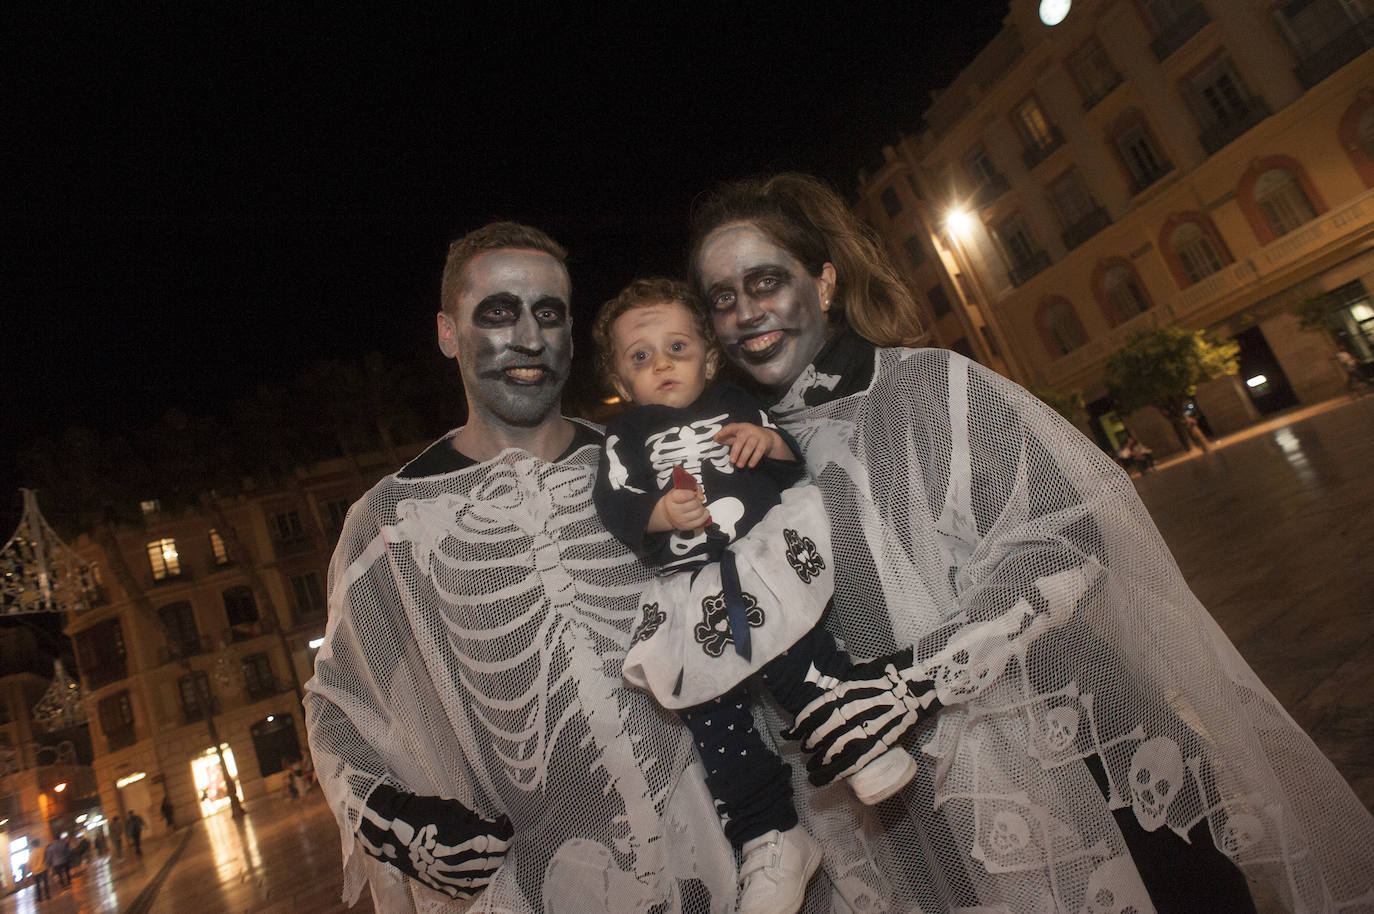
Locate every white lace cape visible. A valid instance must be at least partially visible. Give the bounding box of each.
[303,435,737,913]
[769,347,1374,913]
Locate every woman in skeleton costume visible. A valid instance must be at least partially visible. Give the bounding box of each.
[688,174,1374,913]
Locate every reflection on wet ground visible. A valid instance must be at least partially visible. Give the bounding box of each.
[1135,396,1374,809]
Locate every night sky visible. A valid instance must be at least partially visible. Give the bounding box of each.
[4,3,1008,532]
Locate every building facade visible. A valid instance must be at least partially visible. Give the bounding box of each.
[856,0,1374,452]
[64,450,406,833]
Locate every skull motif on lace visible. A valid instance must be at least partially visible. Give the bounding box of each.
[1043,706,1080,754]
[986,810,1031,858]
[1129,737,1184,832]
[1080,857,1153,914]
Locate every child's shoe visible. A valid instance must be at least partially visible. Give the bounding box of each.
[846,747,918,805]
[736,826,822,914]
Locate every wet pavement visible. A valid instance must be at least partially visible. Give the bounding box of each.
[1135,394,1374,810]
[2,395,1368,913]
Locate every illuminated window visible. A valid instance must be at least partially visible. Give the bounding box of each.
[1171,222,1225,284]
[146,538,181,580]
[140,500,161,516]
[1254,168,1316,237]
[1015,98,1056,150]
[208,529,229,566]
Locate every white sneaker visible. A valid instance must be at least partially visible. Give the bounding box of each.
[846,747,918,805]
[736,826,822,914]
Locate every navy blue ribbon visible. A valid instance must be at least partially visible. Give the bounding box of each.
[718,549,752,661]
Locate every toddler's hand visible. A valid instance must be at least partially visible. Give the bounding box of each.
[715,423,782,468]
[661,488,711,532]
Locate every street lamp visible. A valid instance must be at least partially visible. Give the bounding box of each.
[939,206,1031,381]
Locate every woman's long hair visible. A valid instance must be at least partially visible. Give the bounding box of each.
[689,173,925,348]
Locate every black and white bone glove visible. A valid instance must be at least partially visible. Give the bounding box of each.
[783,647,943,787]
[358,784,513,899]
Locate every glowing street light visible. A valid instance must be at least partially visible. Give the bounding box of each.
[53,782,67,793]
[945,207,976,236]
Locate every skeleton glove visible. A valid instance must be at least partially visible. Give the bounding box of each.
[783,646,942,787]
[358,784,513,899]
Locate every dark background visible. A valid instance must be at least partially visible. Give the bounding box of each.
[3,3,1008,536]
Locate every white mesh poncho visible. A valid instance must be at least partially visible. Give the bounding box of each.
[767,344,1374,913]
[304,433,739,912]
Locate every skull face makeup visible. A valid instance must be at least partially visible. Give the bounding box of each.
[438,248,573,434]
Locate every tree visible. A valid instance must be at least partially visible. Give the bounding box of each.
[1105,327,1239,452]
[1027,385,1086,428]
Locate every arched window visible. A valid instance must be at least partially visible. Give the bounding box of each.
[1171,222,1224,285]
[1254,168,1316,237]
[1103,265,1151,326]
[1038,298,1088,358]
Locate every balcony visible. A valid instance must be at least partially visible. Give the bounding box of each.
[272,534,316,559]
[1151,4,1211,60]
[1061,207,1112,251]
[971,172,1010,209]
[1293,18,1374,88]
[1197,98,1271,155]
[1021,129,1064,170]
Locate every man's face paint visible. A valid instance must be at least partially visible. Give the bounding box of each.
[440,248,573,430]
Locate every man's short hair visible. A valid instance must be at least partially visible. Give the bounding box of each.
[440,222,569,314]
[592,277,719,387]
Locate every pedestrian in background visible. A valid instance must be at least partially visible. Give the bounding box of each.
[93,828,107,857]
[160,795,175,830]
[44,834,70,888]
[125,810,145,856]
[29,839,49,901]
[108,817,123,859]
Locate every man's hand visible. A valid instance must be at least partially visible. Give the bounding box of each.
[358,784,513,899]
[783,647,942,787]
[715,422,793,466]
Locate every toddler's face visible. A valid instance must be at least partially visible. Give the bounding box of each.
[610,300,717,408]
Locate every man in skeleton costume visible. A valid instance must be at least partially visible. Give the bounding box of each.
[689,173,1374,914]
[304,224,748,912]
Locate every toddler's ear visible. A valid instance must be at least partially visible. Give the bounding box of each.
[611,374,633,404]
[705,348,720,382]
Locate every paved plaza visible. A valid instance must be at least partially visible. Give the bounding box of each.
[2,395,1369,913]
